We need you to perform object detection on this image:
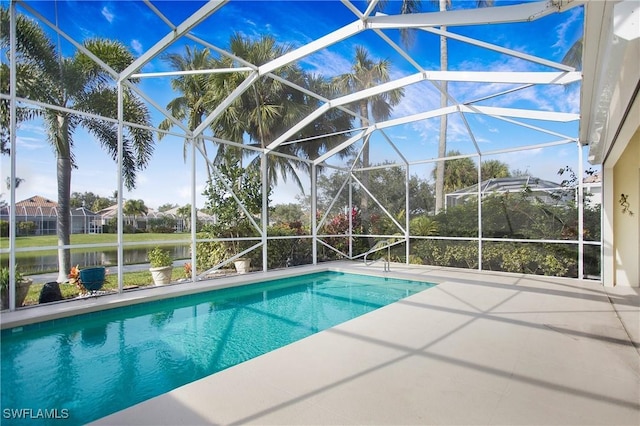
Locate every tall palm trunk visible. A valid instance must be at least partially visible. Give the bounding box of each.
[55,114,71,282]
[193,111,213,183]
[359,99,370,213]
[434,0,448,214]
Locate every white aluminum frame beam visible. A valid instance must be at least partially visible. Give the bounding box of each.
[193,71,259,137]
[461,105,579,122]
[276,68,577,155]
[120,0,228,80]
[259,20,365,76]
[426,71,580,85]
[367,1,584,29]
[315,128,371,165]
[18,1,121,80]
[422,27,577,72]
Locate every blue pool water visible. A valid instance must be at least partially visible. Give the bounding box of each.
[1,271,434,425]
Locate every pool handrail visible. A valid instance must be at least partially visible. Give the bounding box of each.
[363,239,401,272]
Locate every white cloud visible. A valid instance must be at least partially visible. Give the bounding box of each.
[131,39,143,56]
[552,7,582,51]
[302,49,352,77]
[16,136,48,151]
[136,172,150,185]
[101,6,115,24]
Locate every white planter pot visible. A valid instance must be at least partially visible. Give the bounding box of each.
[150,266,172,285]
[1,278,33,309]
[234,258,251,274]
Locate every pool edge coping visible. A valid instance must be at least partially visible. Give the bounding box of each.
[0,262,442,331]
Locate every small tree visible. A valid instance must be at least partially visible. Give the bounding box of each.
[176,204,192,232]
[197,152,271,270]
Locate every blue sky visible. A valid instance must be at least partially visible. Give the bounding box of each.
[2,0,588,209]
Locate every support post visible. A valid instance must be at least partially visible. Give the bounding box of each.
[190,137,197,282]
[312,164,318,265]
[8,1,17,310]
[116,82,124,293]
[262,152,268,272]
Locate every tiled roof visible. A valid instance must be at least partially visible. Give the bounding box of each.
[11,195,58,216]
[17,195,57,207]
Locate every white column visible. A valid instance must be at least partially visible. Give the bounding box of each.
[116,82,124,293]
[262,152,268,272]
[602,166,615,286]
[311,165,318,265]
[8,1,17,310]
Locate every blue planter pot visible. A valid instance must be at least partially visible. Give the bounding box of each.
[79,267,106,291]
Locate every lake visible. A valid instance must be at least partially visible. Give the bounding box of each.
[5,245,191,274]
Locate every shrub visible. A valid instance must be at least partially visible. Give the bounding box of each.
[148,217,177,233]
[0,220,9,237]
[17,221,36,235]
[195,222,261,272]
[267,223,311,268]
[148,247,173,268]
[104,217,140,233]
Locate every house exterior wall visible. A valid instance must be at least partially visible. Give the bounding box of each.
[606,129,640,287]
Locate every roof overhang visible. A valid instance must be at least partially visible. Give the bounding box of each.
[579,0,640,165]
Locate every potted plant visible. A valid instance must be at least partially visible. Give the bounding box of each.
[1,266,33,310]
[233,257,251,274]
[69,265,106,295]
[148,247,173,285]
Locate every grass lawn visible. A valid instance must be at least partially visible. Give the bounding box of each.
[2,233,193,249]
[21,266,188,306]
[1,233,194,272]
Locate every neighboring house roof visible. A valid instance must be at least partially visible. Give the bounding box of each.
[10,195,58,216]
[2,196,101,217]
[96,204,118,219]
[163,206,215,220]
[71,206,98,216]
[447,176,564,197]
[445,176,573,207]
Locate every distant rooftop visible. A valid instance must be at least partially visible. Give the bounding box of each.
[445,176,568,207]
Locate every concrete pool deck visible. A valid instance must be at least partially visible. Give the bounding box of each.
[3,262,639,424]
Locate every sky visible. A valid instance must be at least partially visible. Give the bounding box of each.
[1,0,589,210]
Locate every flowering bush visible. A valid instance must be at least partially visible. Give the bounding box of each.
[68,265,87,294]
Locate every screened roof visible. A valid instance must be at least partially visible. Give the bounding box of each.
[4,0,584,175]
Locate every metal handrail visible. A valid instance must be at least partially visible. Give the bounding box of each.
[363,239,400,272]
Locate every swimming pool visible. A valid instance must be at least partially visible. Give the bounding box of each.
[1,270,434,425]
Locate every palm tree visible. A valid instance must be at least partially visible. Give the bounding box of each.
[332,46,404,213]
[123,199,148,230]
[481,159,511,180]
[369,0,493,213]
[209,33,354,189]
[562,38,583,70]
[433,0,494,213]
[159,46,216,181]
[374,0,424,46]
[176,204,191,232]
[1,8,154,282]
[431,150,478,193]
[160,34,353,201]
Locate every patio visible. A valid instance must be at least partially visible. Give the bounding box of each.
[1,0,638,423]
[92,262,640,425]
